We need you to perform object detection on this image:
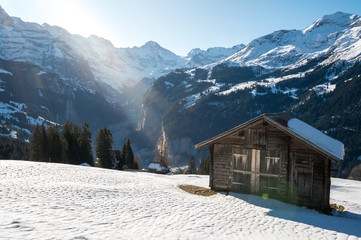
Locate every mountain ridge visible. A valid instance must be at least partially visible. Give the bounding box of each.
[0,4,243,92]
[140,11,361,173]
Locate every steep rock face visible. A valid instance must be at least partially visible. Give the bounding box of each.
[0,59,125,140]
[140,12,361,169]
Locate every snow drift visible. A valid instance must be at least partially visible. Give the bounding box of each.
[0,161,360,239]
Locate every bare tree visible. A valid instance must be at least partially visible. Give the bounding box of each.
[134,153,141,169]
[154,123,171,167]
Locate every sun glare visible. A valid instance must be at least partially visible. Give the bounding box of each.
[49,1,101,36]
[31,0,118,43]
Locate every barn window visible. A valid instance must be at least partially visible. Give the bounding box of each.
[261,157,280,174]
[259,154,282,194]
[233,154,249,171]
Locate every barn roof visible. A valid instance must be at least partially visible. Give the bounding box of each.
[195,113,344,162]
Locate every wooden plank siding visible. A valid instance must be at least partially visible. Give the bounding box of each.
[289,137,331,210]
[212,144,233,190]
[208,120,332,211]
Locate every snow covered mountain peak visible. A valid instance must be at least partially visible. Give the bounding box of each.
[88,35,115,48]
[184,44,245,67]
[134,40,179,58]
[186,48,203,58]
[0,5,13,27]
[142,40,162,48]
[303,12,359,35]
[222,12,361,71]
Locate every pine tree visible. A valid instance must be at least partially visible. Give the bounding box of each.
[46,125,63,163]
[95,127,114,169]
[125,139,137,169]
[29,124,49,162]
[114,149,124,170]
[38,124,49,162]
[80,121,94,166]
[117,143,127,170]
[29,125,41,161]
[62,121,82,164]
[62,121,73,164]
[0,136,29,160]
[198,156,210,175]
[186,156,197,174]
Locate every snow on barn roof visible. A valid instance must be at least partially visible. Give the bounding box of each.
[288,118,344,160]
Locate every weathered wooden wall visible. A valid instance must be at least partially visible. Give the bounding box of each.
[212,143,233,190]
[210,120,332,211]
[289,138,331,210]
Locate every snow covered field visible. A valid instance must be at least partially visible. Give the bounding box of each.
[0,161,360,240]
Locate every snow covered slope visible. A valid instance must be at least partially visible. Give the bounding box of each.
[0,5,241,93]
[0,161,360,239]
[222,12,361,70]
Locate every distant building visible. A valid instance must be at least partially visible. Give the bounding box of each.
[148,162,170,174]
[195,113,344,211]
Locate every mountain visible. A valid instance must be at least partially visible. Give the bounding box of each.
[0,5,241,148]
[0,58,126,139]
[140,12,361,174]
[221,12,361,70]
[0,5,242,93]
[184,44,245,67]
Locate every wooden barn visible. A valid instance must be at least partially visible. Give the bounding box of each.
[195,113,344,211]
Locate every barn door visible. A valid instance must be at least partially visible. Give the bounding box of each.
[292,154,313,199]
[231,148,249,192]
[231,148,261,194]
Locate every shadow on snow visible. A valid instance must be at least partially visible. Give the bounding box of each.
[221,192,361,238]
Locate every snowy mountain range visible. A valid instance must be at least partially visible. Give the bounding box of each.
[0,5,241,92]
[221,12,361,70]
[140,12,361,170]
[0,4,241,142]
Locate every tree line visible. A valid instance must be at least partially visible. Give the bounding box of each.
[95,127,138,170]
[0,135,29,160]
[29,121,93,165]
[179,155,210,175]
[29,120,137,170]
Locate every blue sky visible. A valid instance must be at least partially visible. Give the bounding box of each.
[1,0,361,55]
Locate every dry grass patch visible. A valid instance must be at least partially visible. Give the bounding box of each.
[330,203,345,213]
[178,184,217,196]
